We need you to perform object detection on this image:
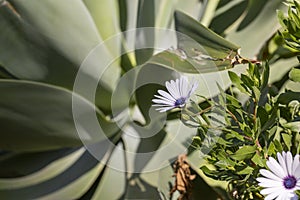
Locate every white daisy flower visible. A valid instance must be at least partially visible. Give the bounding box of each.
[256,151,300,200]
[152,76,198,112]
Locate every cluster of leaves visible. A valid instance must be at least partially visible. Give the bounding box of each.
[188,61,300,199]
[278,0,300,53]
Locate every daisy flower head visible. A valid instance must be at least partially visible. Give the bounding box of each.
[152,76,198,112]
[256,151,300,200]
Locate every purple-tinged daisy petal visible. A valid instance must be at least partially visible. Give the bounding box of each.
[152,76,198,112]
[257,152,300,200]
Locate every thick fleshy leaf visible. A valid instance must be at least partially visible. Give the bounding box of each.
[174,11,243,72]
[237,0,268,31]
[226,0,286,58]
[0,2,47,80]
[10,0,101,66]
[0,150,102,199]
[83,0,121,59]
[2,0,119,113]
[209,0,248,34]
[174,11,240,56]
[89,143,126,200]
[135,0,155,64]
[0,148,77,178]
[0,80,119,151]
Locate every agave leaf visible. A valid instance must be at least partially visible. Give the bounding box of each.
[11,0,121,92]
[174,11,240,55]
[0,149,85,189]
[1,0,118,113]
[0,148,78,178]
[135,0,155,64]
[10,0,101,66]
[0,2,47,80]
[226,0,286,58]
[0,150,102,200]
[83,0,121,60]
[173,11,249,72]
[209,0,248,34]
[237,0,268,31]
[88,146,126,200]
[199,0,220,27]
[0,80,120,152]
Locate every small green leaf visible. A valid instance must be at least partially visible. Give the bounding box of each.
[251,153,266,167]
[231,145,256,161]
[282,133,292,150]
[257,105,269,123]
[283,121,300,132]
[278,91,300,104]
[236,166,254,175]
[289,67,300,82]
[228,71,247,93]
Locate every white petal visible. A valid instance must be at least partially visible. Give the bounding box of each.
[275,192,287,200]
[260,169,283,182]
[155,106,174,112]
[264,189,283,200]
[294,164,300,179]
[157,90,176,101]
[152,95,174,102]
[257,177,282,187]
[175,78,181,97]
[166,81,180,99]
[261,186,283,195]
[180,76,189,97]
[290,192,299,200]
[267,157,287,178]
[292,155,300,178]
[152,99,174,106]
[277,152,288,175]
[286,152,293,175]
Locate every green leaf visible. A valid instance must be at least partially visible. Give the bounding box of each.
[282,133,292,150]
[0,2,47,80]
[231,145,256,161]
[278,91,300,104]
[174,11,240,53]
[236,166,254,175]
[174,11,243,72]
[289,67,300,82]
[228,71,248,93]
[0,148,77,178]
[227,0,286,58]
[0,150,101,199]
[83,0,121,59]
[257,106,269,127]
[0,80,119,151]
[251,153,265,167]
[4,0,118,112]
[237,0,268,31]
[11,0,102,66]
[283,121,300,132]
[135,0,155,64]
[209,0,248,34]
[261,62,270,89]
